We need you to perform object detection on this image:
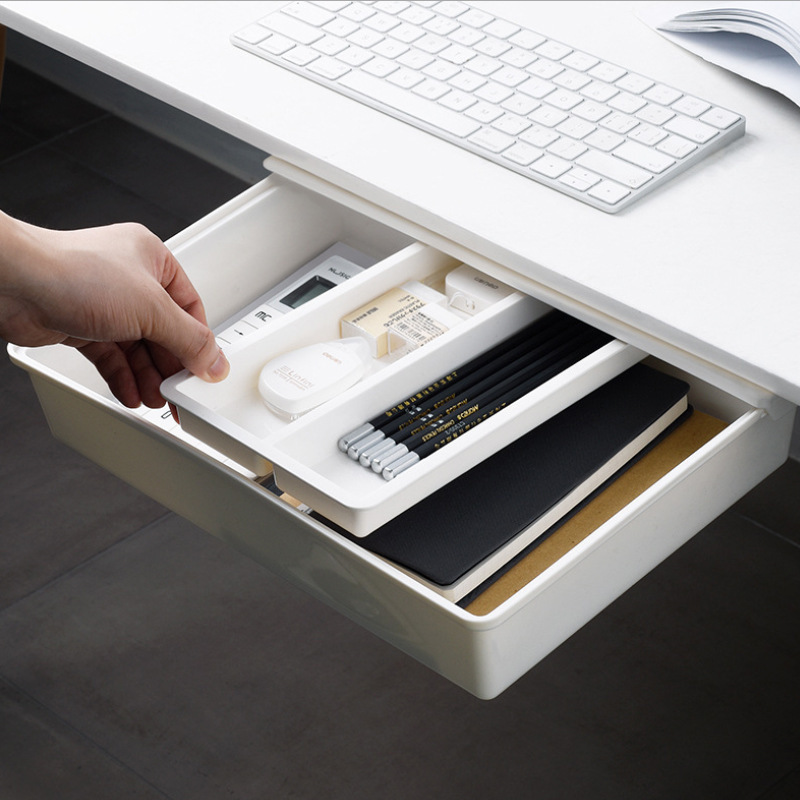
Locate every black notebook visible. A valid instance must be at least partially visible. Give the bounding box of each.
[317,364,691,602]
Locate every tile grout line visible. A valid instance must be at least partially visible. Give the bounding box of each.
[0,111,113,167]
[0,509,176,617]
[752,764,800,799]
[0,674,176,799]
[731,509,800,553]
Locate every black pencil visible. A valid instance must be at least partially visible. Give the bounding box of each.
[379,333,611,480]
[357,319,599,465]
[364,325,610,470]
[340,310,586,457]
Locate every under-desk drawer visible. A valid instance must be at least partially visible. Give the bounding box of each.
[8,173,795,699]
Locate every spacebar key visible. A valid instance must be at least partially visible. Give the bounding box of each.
[338,71,480,138]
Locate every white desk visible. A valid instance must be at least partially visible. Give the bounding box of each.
[2,1,798,698]
[2,0,799,405]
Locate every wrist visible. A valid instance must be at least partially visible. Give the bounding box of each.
[0,212,56,295]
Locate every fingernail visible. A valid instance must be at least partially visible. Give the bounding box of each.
[207,349,230,381]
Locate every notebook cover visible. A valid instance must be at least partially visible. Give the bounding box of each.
[463,408,728,614]
[318,364,690,589]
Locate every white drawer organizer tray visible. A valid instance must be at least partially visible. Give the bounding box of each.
[9,165,795,699]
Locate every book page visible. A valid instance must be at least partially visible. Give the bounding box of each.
[636,2,800,107]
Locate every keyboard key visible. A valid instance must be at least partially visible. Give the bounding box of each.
[472,37,511,58]
[282,1,336,27]
[233,24,270,45]
[314,35,350,55]
[502,141,543,166]
[257,34,295,56]
[474,81,513,104]
[397,48,435,69]
[348,28,384,48]
[508,29,546,50]
[338,69,481,137]
[449,26,485,47]
[608,92,647,114]
[322,17,360,37]
[387,67,425,89]
[390,22,428,43]
[519,124,559,148]
[413,78,450,100]
[375,1,411,13]
[636,104,676,126]
[362,56,400,77]
[468,127,515,153]
[261,11,325,45]
[372,38,410,58]
[584,129,624,151]
[284,46,321,66]
[500,47,537,69]
[338,45,374,66]
[571,100,610,123]
[423,59,461,80]
[556,117,595,140]
[424,16,460,36]
[483,19,519,40]
[364,13,402,33]
[528,59,563,80]
[671,95,711,117]
[613,140,675,173]
[559,167,601,191]
[492,113,531,136]
[530,154,571,178]
[449,71,486,92]
[458,8,494,28]
[465,101,504,123]
[308,55,351,79]
[439,89,477,111]
[576,150,652,188]
[561,51,599,72]
[589,61,626,83]
[663,114,718,143]
[535,40,572,61]
[435,1,470,18]
[700,107,741,129]
[416,33,450,54]
[627,123,667,146]
[615,73,654,94]
[529,105,568,127]
[339,2,376,23]
[548,137,587,160]
[440,43,475,64]
[501,93,539,116]
[657,135,697,159]
[600,111,638,134]
[465,55,503,76]
[644,84,682,106]
[588,180,631,205]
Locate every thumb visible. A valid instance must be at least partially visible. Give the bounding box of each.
[150,296,230,383]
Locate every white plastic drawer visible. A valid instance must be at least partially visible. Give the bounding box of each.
[8,174,795,699]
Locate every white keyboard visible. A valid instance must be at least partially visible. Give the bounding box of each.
[231,1,745,213]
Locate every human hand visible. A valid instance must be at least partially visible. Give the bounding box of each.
[0,212,229,408]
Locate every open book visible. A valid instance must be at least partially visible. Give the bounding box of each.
[325,364,692,603]
[637,2,800,106]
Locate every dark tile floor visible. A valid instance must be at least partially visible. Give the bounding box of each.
[1,61,800,800]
